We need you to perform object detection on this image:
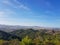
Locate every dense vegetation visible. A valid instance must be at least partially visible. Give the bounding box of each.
[0,29,60,45]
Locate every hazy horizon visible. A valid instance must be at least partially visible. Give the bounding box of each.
[0,0,60,28]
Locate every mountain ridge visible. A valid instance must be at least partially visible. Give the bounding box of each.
[0,24,60,32]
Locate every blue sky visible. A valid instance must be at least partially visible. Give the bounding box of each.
[0,0,60,27]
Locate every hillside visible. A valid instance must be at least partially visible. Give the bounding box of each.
[0,30,21,41]
[0,27,60,45]
[10,29,60,40]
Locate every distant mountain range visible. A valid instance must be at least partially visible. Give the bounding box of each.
[0,24,60,41]
[0,24,60,32]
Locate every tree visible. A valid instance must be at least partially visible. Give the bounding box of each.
[21,36,32,45]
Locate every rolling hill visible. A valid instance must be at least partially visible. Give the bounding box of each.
[0,30,21,41]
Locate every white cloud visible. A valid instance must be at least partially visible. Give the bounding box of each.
[3,0,10,4]
[18,4,30,10]
[0,11,5,17]
[0,9,16,18]
[14,0,30,10]
[4,9,16,15]
[2,0,30,11]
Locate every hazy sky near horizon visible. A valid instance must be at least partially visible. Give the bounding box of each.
[0,0,60,27]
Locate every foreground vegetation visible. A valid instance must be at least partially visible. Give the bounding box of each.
[0,29,60,45]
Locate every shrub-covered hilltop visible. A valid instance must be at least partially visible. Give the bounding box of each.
[0,28,60,45]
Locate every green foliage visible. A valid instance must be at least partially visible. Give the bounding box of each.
[21,36,32,45]
[9,39,20,45]
[0,29,60,45]
[20,41,25,45]
[0,40,5,45]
